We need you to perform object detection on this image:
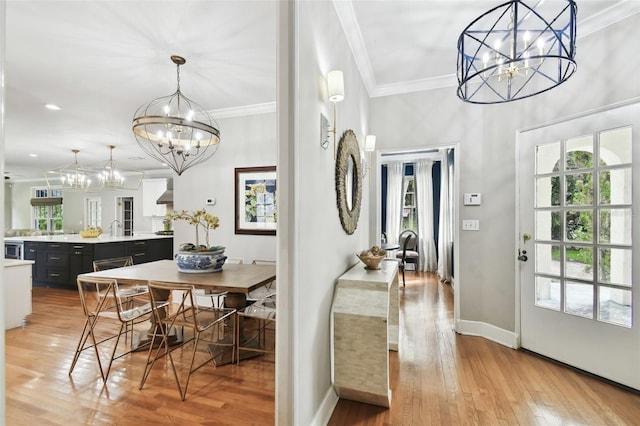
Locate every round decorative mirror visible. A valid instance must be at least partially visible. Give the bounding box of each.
[335,129,363,235]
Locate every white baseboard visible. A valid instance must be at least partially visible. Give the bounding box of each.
[456,319,519,349]
[310,386,339,426]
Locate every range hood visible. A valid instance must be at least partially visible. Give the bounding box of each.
[156,178,174,205]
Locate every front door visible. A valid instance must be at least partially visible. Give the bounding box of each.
[518,103,639,389]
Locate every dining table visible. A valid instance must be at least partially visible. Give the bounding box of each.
[77,259,276,361]
[78,259,276,299]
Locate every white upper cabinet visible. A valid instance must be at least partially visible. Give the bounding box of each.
[142,178,167,217]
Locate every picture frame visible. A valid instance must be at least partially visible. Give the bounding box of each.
[234,166,277,236]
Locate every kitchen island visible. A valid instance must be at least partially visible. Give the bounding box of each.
[4,234,173,289]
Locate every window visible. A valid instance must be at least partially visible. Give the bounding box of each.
[402,170,417,232]
[534,126,633,327]
[32,187,63,232]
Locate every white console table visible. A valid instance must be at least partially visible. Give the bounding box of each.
[331,260,399,407]
[3,259,34,329]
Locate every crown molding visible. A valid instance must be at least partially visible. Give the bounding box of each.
[210,101,276,119]
[578,0,640,38]
[335,0,640,98]
[371,74,458,98]
[332,0,377,95]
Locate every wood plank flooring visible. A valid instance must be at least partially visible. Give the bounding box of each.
[329,272,640,425]
[5,287,275,425]
[7,274,640,425]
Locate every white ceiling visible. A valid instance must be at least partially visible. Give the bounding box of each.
[3,0,637,180]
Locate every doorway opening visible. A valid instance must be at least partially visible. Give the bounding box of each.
[374,145,459,323]
[116,196,134,236]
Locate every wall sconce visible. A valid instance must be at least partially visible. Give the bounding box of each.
[327,70,345,159]
[363,134,376,177]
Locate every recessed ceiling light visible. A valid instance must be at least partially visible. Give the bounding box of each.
[44,104,62,111]
[127,156,145,161]
[29,153,38,158]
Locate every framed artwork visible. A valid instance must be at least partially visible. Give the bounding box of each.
[234,166,277,235]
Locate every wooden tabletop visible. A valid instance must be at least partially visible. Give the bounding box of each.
[78,259,276,294]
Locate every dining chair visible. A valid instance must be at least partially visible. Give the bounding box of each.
[93,256,134,271]
[92,256,142,343]
[200,257,245,308]
[69,276,153,383]
[140,281,236,400]
[236,293,276,364]
[246,259,276,302]
[396,229,419,286]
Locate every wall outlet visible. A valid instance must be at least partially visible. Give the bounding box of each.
[462,220,480,231]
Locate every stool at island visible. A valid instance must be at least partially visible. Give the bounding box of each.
[331,260,399,407]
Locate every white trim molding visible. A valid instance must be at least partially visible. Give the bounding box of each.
[310,387,339,426]
[211,101,276,119]
[456,319,519,349]
[334,0,640,98]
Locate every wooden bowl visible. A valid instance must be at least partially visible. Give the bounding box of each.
[356,252,385,270]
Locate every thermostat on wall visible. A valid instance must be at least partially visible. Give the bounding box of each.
[463,193,481,205]
[206,198,216,206]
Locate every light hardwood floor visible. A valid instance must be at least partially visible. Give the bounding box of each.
[5,287,275,425]
[329,271,640,425]
[7,274,640,425]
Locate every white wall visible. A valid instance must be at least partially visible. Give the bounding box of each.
[3,182,10,229]
[289,2,372,424]
[370,13,640,333]
[172,112,278,263]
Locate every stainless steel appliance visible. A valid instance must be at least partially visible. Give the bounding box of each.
[4,242,24,260]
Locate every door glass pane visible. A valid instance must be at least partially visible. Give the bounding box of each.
[535,211,560,241]
[565,281,593,319]
[566,136,594,170]
[536,176,560,207]
[599,208,632,245]
[536,142,560,174]
[599,168,632,205]
[599,248,632,287]
[565,246,593,281]
[566,210,592,242]
[565,173,594,206]
[599,126,631,166]
[535,244,560,276]
[535,276,560,311]
[598,287,632,328]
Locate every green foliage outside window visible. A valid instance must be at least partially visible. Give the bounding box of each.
[33,188,64,232]
[549,151,611,277]
[402,176,417,232]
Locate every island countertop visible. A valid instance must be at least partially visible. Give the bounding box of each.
[4,233,173,244]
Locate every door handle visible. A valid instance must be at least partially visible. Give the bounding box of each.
[517,249,528,262]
